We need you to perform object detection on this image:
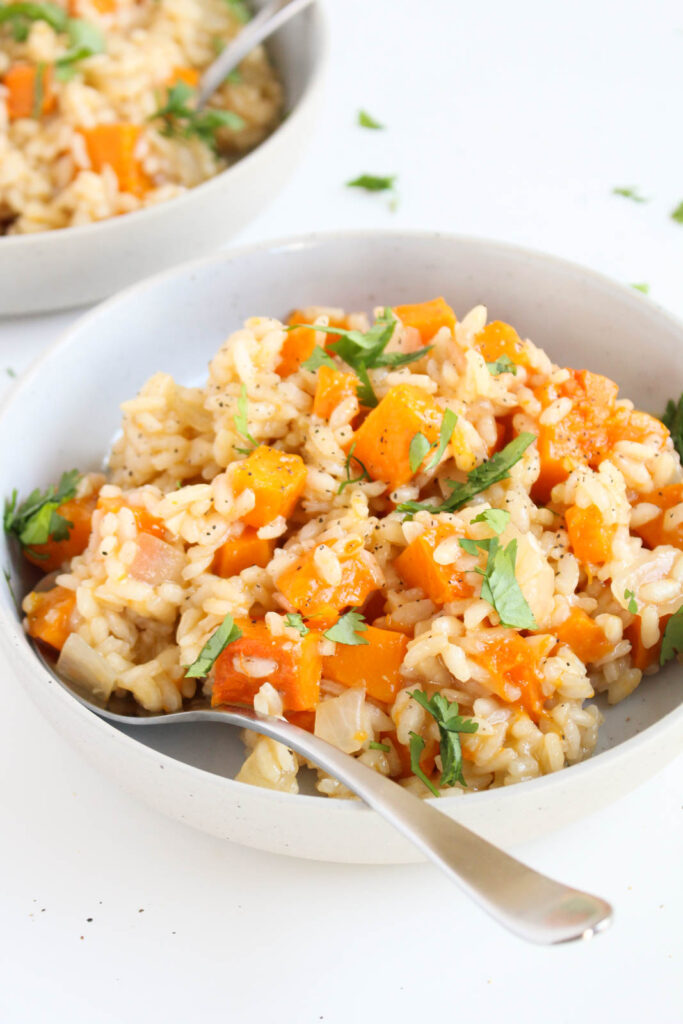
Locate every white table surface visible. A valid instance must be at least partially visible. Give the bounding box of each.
[1,0,682,1020]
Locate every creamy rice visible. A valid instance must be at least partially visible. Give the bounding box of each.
[17,300,683,798]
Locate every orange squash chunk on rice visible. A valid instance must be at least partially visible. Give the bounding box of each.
[313,366,358,419]
[23,494,96,572]
[565,504,617,565]
[554,607,611,664]
[24,586,76,652]
[277,545,383,628]
[232,446,307,528]
[468,633,556,722]
[323,625,408,704]
[632,484,683,552]
[212,529,275,577]
[394,523,474,605]
[393,298,456,343]
[474,320,532,371]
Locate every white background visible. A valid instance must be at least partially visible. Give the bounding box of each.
[1,0,682,1020]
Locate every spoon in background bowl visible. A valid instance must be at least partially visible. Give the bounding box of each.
[27,583,612,946]
[196,0,316,110]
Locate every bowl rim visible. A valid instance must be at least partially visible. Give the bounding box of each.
[1,227,681,815]
[0,1,328,251]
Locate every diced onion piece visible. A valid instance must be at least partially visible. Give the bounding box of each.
[314,686,367,754]
[129,533,185,585]
[57,633,116,701]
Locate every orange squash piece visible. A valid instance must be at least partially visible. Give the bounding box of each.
[24,586,76,652]
[565,504,617,565]
[351,384,444,491]
[626,614,671,673]
[232,445,307,528]
[277,545,383,627]
[394,523,473,605]
[554,607,612,664]
[212,618,321,711]
[97,495,167,540]
[607,407,670,452]
[277,310,350,378]
[393,298,457,343]
[312,365,358,419]
[468,633,556,722]
[474,320,532,371]
[323,625,408,704]
[23,494,97,572]
[82,124,150,197]
[169,66,200,88]
[212,528,275,577]
[5,63,56,121]
[633,484,683,552]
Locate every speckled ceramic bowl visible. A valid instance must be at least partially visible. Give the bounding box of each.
[0,231,681,862]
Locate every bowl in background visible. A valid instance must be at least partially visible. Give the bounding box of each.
[0,230,681,862]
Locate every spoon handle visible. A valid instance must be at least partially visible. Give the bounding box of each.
[197,0,316,109]
[200,707,612,944]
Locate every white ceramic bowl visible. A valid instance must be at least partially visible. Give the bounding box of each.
[1,231,681,863]
[0,2,326,317]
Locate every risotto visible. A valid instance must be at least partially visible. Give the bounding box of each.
[8,298,683,798]
[0,0,282,233]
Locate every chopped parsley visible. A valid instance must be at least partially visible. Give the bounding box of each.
[459,535,537,629]
[346,174,396,192]
[224,0,250,23]
[662,393,683,460]
[291,307,430,407]
[185,613,242,678]
[671,201,683,225]
[4,470,80,557]
[357,109,384,130]
[323,609,369,646]
[368,740,390,752]
[409,732,439,796]
[337,442,370,494]
[471,507,511,535]
[397,432,536,516]
[408,432,431,474]
[660,607,683,666]
[233,383,258,453]
[302,345,336,372]
[631,283,650,294]
[624,588,638,615]
[486,354,517,376]
[284,612,309,636]
[150,82,245,152]
[0,2,68,40]
[409,690,478,790]
[3,567,19,613]
[612,186,647,203]
[424,408,457,472]
[54,18,105,80]
[5,367,16,378]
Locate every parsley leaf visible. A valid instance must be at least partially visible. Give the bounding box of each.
[408,732,440,797]
[185,613,242,678]
[369,740,390,752]
[459,535,536,628]
[3,567,19,613]
[358,109,383,130]
[671,201,683,225]
[409,432,431,474]
[233,383,257,452]
[0,2,68,35]
[409,690,478,789]
[612,186,647,203]
[631,283,650,294]
[150,82,244,152]
[4,470,80,555]
[424,408,457,472]
[284,612,309,636]
[471,508,511,535]
[661,607,683,665]
[486,354,518,376]
[301,345,336,372]
[661,393,683,460]
[398,432,536,516]
[54,18,105,80]
[5,367,16,378]
[224,0,250,22]
[347,174,396,192]
[624,588,638,614]
[337,442,370,494]
[323,609,369,645]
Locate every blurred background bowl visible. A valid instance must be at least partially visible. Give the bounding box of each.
[0,0,327,317]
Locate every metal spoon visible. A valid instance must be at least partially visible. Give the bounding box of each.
[31,636,612,945]
[196,0,316,110]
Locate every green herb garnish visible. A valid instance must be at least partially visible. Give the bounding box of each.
[337,442,370,494]
[486,354,518,376]
[357,110,383,130]
[408,732,439,797]
[660,607,683,666]
[323,609,369,646]
[471,508,511,535]
[151,82,245,152]
[671,201,683,225]
[408,432,431,474]
[459,535,536,629]
[301,345,336,372]
[0,2,68,38]
[55,18,105,80]
[409,690,478,789]
[662,393,683,460]
[631,283,650,294]
[284,612,309,636]
[624,588,638,615]
[233,383,258,453]
[185,613,242,678]
[369,740,390,752]
[224,0,250,23]
[6,367,16,378]
[397,432,536,516]
[347,174,396,192]
[612,186,647,203]
[4,470,80,556]
[3,567,19,613]
[424,408,457,472]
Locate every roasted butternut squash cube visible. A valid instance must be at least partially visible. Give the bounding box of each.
[394,523,473,605]
[24,586,76,652]
[313,366,358,419]
[393,298,457,343]
[212,528,275,577]
[277,545,383,627]
[554,607,611,664]
[232,446,307,528]
[565,504,616,565]
[323,625,408,703]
